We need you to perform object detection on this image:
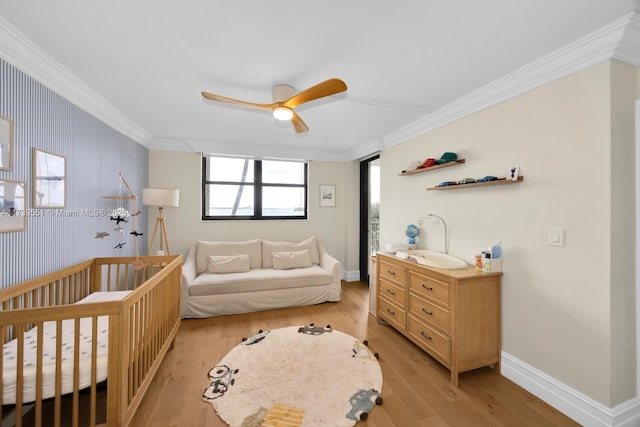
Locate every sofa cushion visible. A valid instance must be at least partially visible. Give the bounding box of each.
[196,239,262,274]
[272,250,312,270]
[208,254,251,274]
[188,266,332,296]
[262,236,319,268]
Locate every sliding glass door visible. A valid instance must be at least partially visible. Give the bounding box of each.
[359,155,380,284]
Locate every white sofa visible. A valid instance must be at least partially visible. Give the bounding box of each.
[180,236,342,318]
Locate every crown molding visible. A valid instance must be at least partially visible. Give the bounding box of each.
[613,11,640,66]
[0,16,153,146]
[175,139,325,161]
[383,10,640,149]
[149,136,353,161]
[342,137,384,161]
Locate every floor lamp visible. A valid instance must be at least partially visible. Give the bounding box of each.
[142,188,179,255]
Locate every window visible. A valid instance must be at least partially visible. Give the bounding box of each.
[202,155,308,220]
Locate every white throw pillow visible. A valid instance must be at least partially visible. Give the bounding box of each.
[196,239,262,274]
[208,254,251,274]
[272,250,313,270]
[262,236,319,268]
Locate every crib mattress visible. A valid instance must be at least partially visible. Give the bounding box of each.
[2,291,131,405]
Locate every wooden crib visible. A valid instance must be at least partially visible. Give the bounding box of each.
[0,255,182,427]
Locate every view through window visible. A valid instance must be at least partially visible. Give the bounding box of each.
[202,155,308,220]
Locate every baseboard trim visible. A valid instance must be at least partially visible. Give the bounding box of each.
[341,270,361,282]
[502,352,640,427]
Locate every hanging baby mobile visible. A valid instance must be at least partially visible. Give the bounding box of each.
[101,172,144,270]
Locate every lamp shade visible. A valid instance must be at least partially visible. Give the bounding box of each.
[142,188,179,207]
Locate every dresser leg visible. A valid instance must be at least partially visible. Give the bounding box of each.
[491,360,501,375]
[450,369,459,387]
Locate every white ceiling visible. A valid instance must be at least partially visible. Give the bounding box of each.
[0,1,639,161]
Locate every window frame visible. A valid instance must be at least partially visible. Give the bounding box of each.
[202,155,308,221]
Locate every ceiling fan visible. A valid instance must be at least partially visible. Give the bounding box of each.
[201,78,347,133]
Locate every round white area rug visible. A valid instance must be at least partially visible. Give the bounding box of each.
[202,325,383,427]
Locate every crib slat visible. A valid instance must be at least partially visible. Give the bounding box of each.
[15,325,23,427]
[54,319,62,427]
[73,317,80,427]
[35,322,44,427]
[0,326,4,415]
[90,316,98,427]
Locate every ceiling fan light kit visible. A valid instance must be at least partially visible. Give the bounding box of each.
[201,78,347,133]
[273,106,294,121]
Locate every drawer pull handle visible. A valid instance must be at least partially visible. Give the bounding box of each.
[386,289,396,296]
[387,270,396,275]
[422,284,433,291]
[386,308,396,315]
[422,308,433,315]
[421,332,432,340]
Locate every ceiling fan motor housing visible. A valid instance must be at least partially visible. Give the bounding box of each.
[272,84,295,102]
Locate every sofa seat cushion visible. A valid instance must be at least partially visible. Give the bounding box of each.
[188,266,332,297]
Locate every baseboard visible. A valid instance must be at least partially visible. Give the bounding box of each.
[502,352,640,427]
[341,270,361,282]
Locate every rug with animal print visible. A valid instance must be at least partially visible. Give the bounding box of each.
[202,324,383,426]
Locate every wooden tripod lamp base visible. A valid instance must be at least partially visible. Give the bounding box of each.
[142,188,180,256]
[148,207,171,255]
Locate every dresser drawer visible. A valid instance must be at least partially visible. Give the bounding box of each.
[379,261,407,285]
[410,272,450,307]
[378,297,406,331]
[409,293,450,334]
[408,315,450,364]
[378,279,406,307]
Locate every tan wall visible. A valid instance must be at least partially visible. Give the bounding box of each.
[344,160,361,273]
[147,152,349,269]
[379,60,637,406]
[610,60,638,404]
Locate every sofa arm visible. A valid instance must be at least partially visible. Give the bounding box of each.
[181,246,197,309]
[318,241,341,284]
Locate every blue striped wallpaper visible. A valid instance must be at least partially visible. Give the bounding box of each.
[0,59,148,289]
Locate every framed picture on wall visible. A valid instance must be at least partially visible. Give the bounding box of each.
[33,148,66,208]
[319,184,336,207]
[0,116,14,171]
[0,179,26,232]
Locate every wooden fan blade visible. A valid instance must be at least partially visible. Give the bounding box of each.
[282,78,347,109]
[201,91,276,110]
[290,111,309,133]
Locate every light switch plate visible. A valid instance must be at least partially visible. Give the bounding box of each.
[548,227,565,247]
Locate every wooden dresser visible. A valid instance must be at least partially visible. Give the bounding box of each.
[376,252,502,386]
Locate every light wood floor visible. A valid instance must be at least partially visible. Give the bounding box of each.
[131,282,580,427]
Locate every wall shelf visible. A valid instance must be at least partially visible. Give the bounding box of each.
[399,159,465,176]
[427,176,524,190]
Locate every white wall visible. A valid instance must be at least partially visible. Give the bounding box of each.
[147,151,351,271]
[379,60,637,407]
